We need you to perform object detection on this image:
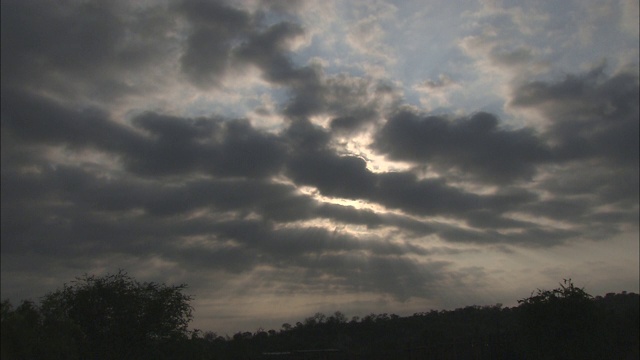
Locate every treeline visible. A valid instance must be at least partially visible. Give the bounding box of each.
[205,284,639,359]
[2,274,638,359]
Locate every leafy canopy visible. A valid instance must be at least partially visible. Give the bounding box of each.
[40,270,193,358]
[517,279,606,359]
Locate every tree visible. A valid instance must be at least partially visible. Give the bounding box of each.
[517,279,607,359]
[40,270,193,359]
[1,300,43,359]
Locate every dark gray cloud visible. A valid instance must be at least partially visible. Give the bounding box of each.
[372,172,485,215]
[0,0,315,97]
[290,254,450,301]
[510,68,639,228]
[1,0,176,100]
[1,0,122,81]
[489,47,533,67]
[1,90,141,152]
[1,91,287,179]
[418,75,457,90]
[287,151,376,199]
[3,31,634,257]
[373,111,551,183]
[258,0,305,14]
[177,0,403,127]
[438,226,580,247]
[511,67,640,165]
[177,0,253,87]
[282,120,508,215]
[236,21,306,84]
[285,75,401,129]
[130,112,287,178]
[463,210,534,229]
[177,0,317,90]
[1,158,450,299]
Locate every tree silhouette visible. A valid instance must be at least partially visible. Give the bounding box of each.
[3,275,637,359]
[40,270,193,359]
[1,300,43,359]
[517,279,608,359]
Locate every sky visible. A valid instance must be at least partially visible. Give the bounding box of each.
[1,0,638,335]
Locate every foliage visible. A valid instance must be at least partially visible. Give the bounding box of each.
[2,276,639,359]
[516,279,609,359]
[1,300,45,359]
[46,270,193,359]
[2,270,194,360]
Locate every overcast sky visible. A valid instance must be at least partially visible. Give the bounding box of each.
[2,0,638,335]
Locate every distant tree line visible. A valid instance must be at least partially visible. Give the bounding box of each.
[2,274,638,359]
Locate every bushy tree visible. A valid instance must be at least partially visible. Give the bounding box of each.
[517,279,607,359]
[1,300,43,359]
[2,298,83,359]
[40,270,193,359]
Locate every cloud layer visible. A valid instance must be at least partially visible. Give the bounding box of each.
[2,0,638,333]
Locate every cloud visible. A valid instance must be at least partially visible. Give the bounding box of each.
[489,47,534,67]
[6,80,616,253]
[1,89,142,152]
[279,68,403,129]
[287,151,376,199]
[236,22,307,83]
[1,91,287,179]
[1,0,177,101]
[3,86,561,257]
[373,110,551,183]
[131,112,287,178]
[502,67,639,242]
[417,75,458,90]
[177,0,253,87]
[1,157,453,300]
[511,67,639,164]
[1,0,638,334]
